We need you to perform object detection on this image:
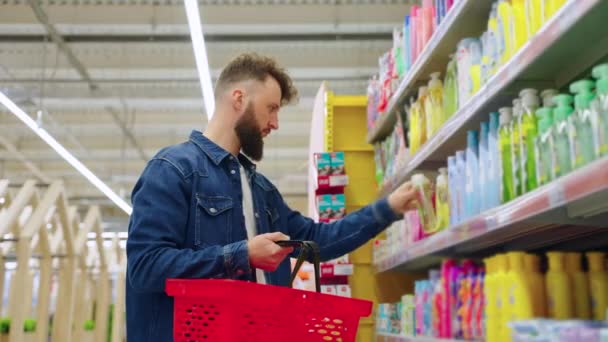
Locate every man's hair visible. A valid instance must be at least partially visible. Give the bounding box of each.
[215,53,298,106]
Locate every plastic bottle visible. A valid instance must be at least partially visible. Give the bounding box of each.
[440,259,457,338]
[506,252,534,321]
[535,108,555,186]
[511,0,530,51]
[526,0,543,36]
[523,254,546,317]
[545,252,573,319]
[519,88,541,193]
[540,88,559,109]
[495,254,511,342]
[479,122,489,212]
[483,257,498,342]
[410,6,420,64]
[488,112,501,209]
[487,3,500,77]
[447,156,458,226]
[427,72,445,137]
[435,168,450,232]
[511,99,524,198]
[403,15,411,72]
[569,79,599,168]
[419,86,429,145]
[456,38,477,107]
[498,107,514,203]
[564,252,591,319]
[465,130,480,219]
[496,0,515,65]
[592,64,608,156]
[553,94,574,177]
[412,173,437,234]
[456,151,467,224]
[443,54,459,118]
[586,252,608,321]
[469,39,483,96]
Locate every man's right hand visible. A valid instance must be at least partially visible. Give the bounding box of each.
[248,232,294,271]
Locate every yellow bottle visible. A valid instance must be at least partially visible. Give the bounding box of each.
[525,0,543,35]
[511,0,530,51]
[409,97,423,155]
[586,252,608,320]
[435,167,450,231]
[545,252,573,319]
[497,0,515,65]
[507,252,534,321]
[484,257,498,342]
[495,254,511,342]
[427,72,444,136]
[419,86,430,144]
[565,252,591,319]
[523,254,546,317]
[544,0,565,22]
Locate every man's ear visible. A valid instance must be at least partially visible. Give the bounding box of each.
[232,88,244,112]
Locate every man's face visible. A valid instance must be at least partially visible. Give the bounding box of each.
[234,77,281,161]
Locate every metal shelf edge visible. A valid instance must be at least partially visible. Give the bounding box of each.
[375,156,608,273]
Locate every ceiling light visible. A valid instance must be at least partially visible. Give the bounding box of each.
[0,91,133,215]
[184,0,215,119]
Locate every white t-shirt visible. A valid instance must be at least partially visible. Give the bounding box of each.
[240,164,267,284]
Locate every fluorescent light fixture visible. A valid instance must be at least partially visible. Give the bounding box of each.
[0,90,133,215]
[184,0,215,119]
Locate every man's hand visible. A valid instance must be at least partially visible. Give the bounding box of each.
[248,232,294,271]
[387,181,418,214]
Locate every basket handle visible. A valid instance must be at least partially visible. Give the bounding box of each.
[276,240,321,293]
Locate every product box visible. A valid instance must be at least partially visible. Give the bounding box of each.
[317,195,333,222]
[330,152,345,175]
[320,285,337,296]
[401,294,416,336]
[336,285,351,298]
[314,152,332,176]
[330,194,346,221]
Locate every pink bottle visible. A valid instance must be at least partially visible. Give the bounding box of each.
[410,6,419,63]
[421,0,435,48]
[440,259,456,338]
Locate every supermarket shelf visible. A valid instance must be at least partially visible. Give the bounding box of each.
[366,0,493,144]
[376,156,608,273]
[375,333,471,342]
[379,0,608,196]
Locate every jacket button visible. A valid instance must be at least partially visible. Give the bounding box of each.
[231,170,236,174]
[209,208,217,213]
[254,213,259,218]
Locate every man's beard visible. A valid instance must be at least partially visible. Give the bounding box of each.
[234,103,264,161]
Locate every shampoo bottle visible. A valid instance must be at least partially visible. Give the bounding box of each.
[523,253,546,317]
[448,156,458,226]
[511,0,530,51]
[535,108,556,186]
[444,54,459,119]
[456,151,467,223]
[412,173,437,234]
[565,252,591,319]
[469,39,483,96]
[591,64,608,156]
[569,79,599,168]
[495,254,511,342]
[586,252,608,321]
[435,167,450,231]
[487,3,500,77]
[456,38,476,107]
[552,94,575,177]
[507,252,534,320]
[465,130,480,219]
[488,112,501,208]
[519,88,541,193]
[479,122,490,212]
[526,0,543,35]
[428,72,445,136]
[498,107,515,203]
[511,99,524,198]
[409,97,423,155]
[483,257,498,342]
[496,0,515,65]
[545,252,573,319]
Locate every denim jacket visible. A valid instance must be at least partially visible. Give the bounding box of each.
[126,131,399,341]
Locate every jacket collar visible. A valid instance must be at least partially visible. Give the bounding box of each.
[189,130,257,172]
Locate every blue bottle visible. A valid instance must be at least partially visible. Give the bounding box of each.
[455,150,467,224]
[465,130,480,219]
[447,156,458,226]
[488,112,501,208]
[479,122,489,212]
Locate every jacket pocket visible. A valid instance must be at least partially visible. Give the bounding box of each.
[265,206,280,231]
[195,194,233,248]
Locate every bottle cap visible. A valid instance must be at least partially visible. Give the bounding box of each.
[513,99,523,116]
[540,89,559,107]
[480,121,489,136]
[429,72,442,87]
[489,112,500,130]
[418,86,428,97]
[592,64,608,94]
[520,88,541,109]
[499,107,513,125]
[569,79,596,110]
[467,130,478,147]
[553,94,574,122]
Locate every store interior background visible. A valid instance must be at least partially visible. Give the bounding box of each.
[0,0,409,230]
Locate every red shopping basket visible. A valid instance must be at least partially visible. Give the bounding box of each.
[166,240,373,342]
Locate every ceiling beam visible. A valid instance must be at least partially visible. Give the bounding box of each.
[0,134,51,183]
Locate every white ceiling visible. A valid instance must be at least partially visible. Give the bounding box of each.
[0,0,407,228]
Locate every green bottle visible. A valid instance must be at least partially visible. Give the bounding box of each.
[511,99,524,197]
[499,107,514,203]
[569,80,598,168]
[591,64,608,156]
[553,94,575,177]
[519,89,541,193]
[535,108,555,186]
[443,54,459,120]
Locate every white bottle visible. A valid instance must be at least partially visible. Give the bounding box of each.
[455,150,467,224]
[479,121,490,212]
[448,156,458,226]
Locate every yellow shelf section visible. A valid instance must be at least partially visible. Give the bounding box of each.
[325,91,374,153]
